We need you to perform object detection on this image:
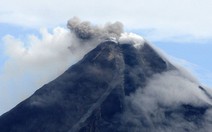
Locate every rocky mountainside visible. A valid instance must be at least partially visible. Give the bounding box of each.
[0,40,211,132]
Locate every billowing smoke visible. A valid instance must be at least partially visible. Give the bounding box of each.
[66,17,124,56]
[67,17,123,41]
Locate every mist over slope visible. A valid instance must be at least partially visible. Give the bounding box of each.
[0,17,211,131]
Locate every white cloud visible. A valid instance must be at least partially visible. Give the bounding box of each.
[1,0,212,40]
[0,27,75,114]
[118,33,145,48]
[140,70,211,107]
[167,56,212,88]
[123,69,212,131]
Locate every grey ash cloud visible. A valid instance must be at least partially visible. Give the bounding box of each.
[67,17,123,41]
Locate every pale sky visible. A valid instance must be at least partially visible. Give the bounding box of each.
[0,0,212,115]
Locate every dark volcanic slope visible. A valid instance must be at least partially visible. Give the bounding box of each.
[0,41,211,132]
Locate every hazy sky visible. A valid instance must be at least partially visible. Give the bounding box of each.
[0,0,212,115]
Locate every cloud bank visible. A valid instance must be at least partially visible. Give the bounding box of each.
[0,27,72,114]
[122,69,212,132]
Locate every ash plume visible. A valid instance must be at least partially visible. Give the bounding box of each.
[67,17,123,41]
[66,17,124,59]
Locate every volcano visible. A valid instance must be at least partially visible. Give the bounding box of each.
[0,38,211,132]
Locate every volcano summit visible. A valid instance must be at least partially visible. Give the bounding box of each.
[0,18,211,132]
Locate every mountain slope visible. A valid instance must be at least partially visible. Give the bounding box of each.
[0,40,211,132]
